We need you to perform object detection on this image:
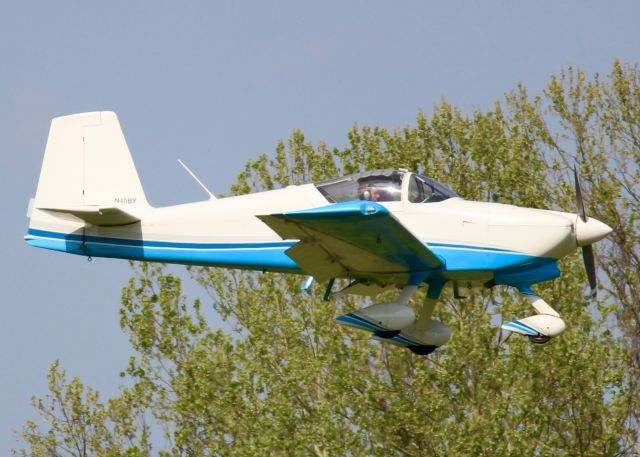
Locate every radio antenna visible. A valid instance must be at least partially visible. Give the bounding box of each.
[177,159,215,200]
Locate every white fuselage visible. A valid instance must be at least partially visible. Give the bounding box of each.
[27,182,580,278]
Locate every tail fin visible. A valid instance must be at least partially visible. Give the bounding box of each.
[30,111,149,227]
[34,111,148,209]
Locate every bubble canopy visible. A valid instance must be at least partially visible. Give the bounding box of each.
[314,169,458,203]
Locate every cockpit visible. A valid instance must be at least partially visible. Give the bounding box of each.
[315,169,458,203]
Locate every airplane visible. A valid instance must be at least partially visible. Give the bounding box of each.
[25,111,613,355]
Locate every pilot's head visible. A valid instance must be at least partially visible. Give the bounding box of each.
[358,182,391,202]
[370,187,391,201]
[358,182,371,200]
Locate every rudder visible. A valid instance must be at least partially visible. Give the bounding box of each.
[33,111,148,210]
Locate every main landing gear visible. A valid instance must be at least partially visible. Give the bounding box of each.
[336,279,452,355]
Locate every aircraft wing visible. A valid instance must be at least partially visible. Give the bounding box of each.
[257,201,444,281]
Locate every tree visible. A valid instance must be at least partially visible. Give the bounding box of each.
[15,62,640,456]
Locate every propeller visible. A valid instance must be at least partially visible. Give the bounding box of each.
[574,168,587,223]
[582,245,597,293]
[573,168,598,295]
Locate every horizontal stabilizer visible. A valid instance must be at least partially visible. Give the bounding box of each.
[39,206,140,226]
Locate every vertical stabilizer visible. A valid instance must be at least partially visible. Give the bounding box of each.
[33,111,148,211]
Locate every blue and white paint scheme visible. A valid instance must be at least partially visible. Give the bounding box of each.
[26,112,613,355]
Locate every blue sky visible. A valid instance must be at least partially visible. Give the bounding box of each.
[1,0,639,450]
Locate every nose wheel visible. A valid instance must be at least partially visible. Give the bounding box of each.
[528,334,551,344]
[502,289,566,344]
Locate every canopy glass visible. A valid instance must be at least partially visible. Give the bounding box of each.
[315,169,458,203]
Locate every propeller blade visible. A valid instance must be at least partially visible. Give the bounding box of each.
[582,245,597,295]
[574,168,588,222]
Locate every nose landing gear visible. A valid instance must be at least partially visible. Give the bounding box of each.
[502,288,566,344]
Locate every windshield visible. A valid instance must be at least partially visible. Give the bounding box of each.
[315,170,458,203]
[408,174,458,202]
[315,169,405,203]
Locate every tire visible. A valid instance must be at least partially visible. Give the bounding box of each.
[528,334,551,344]
[408,345,438,355]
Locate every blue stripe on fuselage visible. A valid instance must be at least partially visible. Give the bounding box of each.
[25,228,558,283]
[26,228,296,249]
[25,228,300,272]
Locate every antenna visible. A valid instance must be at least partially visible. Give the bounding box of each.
[177,159,216,200]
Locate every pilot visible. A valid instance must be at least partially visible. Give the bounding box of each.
[371,187,392,201]
[358,181,370,200]
[358,182,392,202]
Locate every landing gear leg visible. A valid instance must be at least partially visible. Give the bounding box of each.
[403,280,451,355]
[415,280,445,332]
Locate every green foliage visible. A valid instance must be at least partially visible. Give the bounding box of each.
[15,62,640,456]
[15,360,152,457]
